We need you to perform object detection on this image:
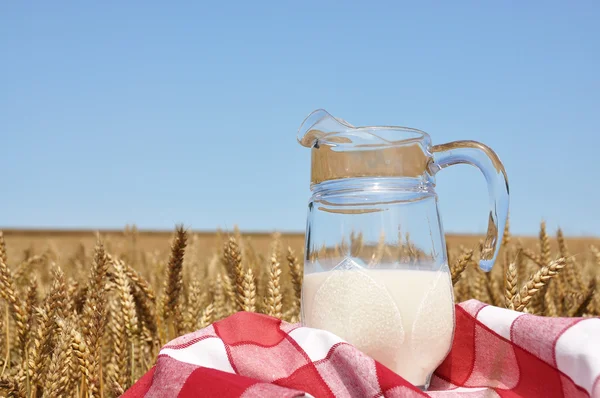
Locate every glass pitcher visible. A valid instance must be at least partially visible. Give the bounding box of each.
[297,109,509,390]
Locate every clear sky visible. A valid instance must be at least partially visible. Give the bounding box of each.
[1,2,599,236]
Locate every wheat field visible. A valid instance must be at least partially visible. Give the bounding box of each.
[0,221,598,397]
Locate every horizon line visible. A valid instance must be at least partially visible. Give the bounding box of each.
[1,227,598,240]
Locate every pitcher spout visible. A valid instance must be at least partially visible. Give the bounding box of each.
[297,109,354,148]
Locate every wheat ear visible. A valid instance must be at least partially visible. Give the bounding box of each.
[81,240,109,398]
[198,303,215,329]
[451,249,473,285]
[0,231,7,266]
[265,244,283,319]
[350,231,363,257]
[183,279,204,333]
[13,254,47,286]
[557,228,584,291]
[213,274,227,321]
[0,376,21,398]
[539,221,551,266]
[0,255,27,363]
[543,281,560,317]
[369,232,386,268]
[44,317,73,397]
[124,262,156,302]
[113,258,138,388]
[513,258,566,312]
[28,266,68,394]
[131,284,158,342]
[161,225,188,338]
[569,278,596,317]
[241,268,257,313]
[224,237,245,312]
[286,247,302,310]
[58,319,93,395]
[502,214,511,247]
[111,380,125,397]
[485,271,503,307]
[24,278,38,339]
[505,261,518,309]
[105,288,125,392]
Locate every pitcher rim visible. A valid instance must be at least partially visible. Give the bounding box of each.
[298,108,431,148]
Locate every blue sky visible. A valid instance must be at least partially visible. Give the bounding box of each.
[1,2,599,236]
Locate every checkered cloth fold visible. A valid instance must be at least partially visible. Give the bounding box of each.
[124,300,600,397]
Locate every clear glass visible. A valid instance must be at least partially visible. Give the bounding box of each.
[297,109,509,390]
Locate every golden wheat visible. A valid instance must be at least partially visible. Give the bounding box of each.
[0,221,596,397]
[286,247,302,314]
[223,237,245,312]
[161,225,187,339]
[265,241,283,319]
[505,261,518,310]
[44,319,73,397]
[241,268,257,313]
[513,258,567,312]
[451,249,473,285]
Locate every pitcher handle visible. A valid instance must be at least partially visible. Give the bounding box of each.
[430,140,509,272]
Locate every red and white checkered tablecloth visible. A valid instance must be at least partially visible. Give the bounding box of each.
[123,300,600,397]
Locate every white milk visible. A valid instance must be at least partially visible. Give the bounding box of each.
[301,267,454,387]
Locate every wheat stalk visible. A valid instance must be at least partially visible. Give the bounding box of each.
[0,376,21,398]
[286,247,302,311]
[24,278,38,337]
[451,249,473,285]
[241,268,257,312]
[112,258,138,388]
[539,221,551,267]
[105,289,125,392]
[544,283,559,317]
[13,255,47,286]
[131,285,158,343]
[137,324,154,373]
[124,263,155,303]
[0,255,27,364]
[81,241,109,398]
[369,232,386,268]
[28,266,68,395]
[350,231,363,257]
[182,279,204,333]
[471,268,491,303]
[198,303,215,329]
[113,261,138,340]
[212,274,227,321]
[0,232,8,266]
[223,237,245,312]
[0,223,596,398]
[568,278,596,317]
[59,318,93,395]
[513,258,567,312]
[557,228,584,292]
[161,225,188,338]
[502,214,511,247]
[73,284,89,315]
[504,261,518,309]
[265,243,283,319]
[111,380,125,397]
[44,318,73,397]
[221,274,236,316]
[486,271,504,307]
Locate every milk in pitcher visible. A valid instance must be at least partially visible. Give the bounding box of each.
[301,265,455,387]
